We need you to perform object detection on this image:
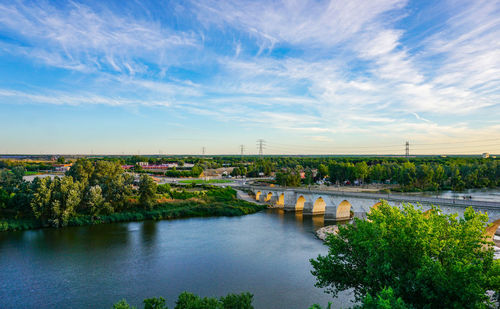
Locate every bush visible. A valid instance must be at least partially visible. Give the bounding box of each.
[113,292,253,309]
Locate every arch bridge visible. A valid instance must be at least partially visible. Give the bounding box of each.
[250,186,500,223]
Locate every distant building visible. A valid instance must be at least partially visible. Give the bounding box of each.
[482,153,490,158]
[54,163,73,172]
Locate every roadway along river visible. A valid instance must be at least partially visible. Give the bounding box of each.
[0,209,353,309]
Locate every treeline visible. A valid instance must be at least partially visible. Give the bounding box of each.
[165,166,203,178]
[268,158,499,191]
[0,159,265,231]
[326,160,500,191]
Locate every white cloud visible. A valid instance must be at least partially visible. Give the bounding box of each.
[0,1,199,73]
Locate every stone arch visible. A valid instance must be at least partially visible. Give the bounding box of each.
[265,192,273,202]
[277,193,285,207]
[337,200,352,219]
[423,208,437,218]
[485,218,500,241]
[255,191,261,201]
[370,202,382,213]
[312,197,326,214]
[296,195,306,212]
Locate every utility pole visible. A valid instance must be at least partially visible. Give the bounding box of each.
[257,139,266,156]
[240,144,245,156]
[405,141,410,158]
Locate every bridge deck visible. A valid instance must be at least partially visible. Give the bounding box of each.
[246,186,500,210]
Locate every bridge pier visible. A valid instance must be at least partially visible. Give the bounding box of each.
[301,201,314,214]
[269,195,279,205]
[284,192,298,212]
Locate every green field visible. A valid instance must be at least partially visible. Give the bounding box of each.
[178,179,232,184]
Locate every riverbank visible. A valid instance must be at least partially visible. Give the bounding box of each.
[0,197,266,232]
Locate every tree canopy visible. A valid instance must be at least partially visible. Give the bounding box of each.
[310,202,500,308]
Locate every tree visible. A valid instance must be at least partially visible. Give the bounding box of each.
[357,287,409,309]
[83,185,110,216]
[139,175,157,209]
[57,156,65,164]
[48,176,81,227]
[354,162,369,183]
[310,202,500,308]
[144,297,167,309]
[191,165,203,177]
[67,158,94,186]
[317,164,328,180]
[30,177,52,222]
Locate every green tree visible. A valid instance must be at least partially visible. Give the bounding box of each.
[48,176,81,227]
[57,156,65,164]
[112,299,135,309]
[310,202,500,308]
[144,297,167,309]
[317,164,328,180]
[30,177,52,222]
[67,158,94,186]
[191,165,203,177]
[139,174,157,209]
[357,287,409,309]
[83,185,112,216]
[354,161,369,183]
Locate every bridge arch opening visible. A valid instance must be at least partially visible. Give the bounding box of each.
[277,193,285,207]
[337,200,352,220]
[422,208,438,218]
[265,192,273,202]
[255,191,261,201]
[295,195,306,212]
[485,218,500,241]
[312,197,326,214]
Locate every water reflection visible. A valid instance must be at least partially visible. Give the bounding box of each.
[0,211,354,309]
[311,215,324,229]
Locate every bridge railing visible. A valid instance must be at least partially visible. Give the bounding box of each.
[245,185,500,209]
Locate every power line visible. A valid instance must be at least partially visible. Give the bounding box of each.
[257,139,266,156]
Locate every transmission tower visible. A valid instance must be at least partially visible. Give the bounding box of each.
[405,141,410,157]
[257,139,266,156]
[240,144,245,156]
[202,147,206,156]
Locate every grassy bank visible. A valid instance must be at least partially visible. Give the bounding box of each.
[0,188,266,232]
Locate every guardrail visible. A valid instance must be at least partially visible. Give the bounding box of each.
[244,185,500,210]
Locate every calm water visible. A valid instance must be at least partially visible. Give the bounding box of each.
[0,210,353,309]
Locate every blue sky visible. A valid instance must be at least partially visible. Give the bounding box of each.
[0,0,499,155]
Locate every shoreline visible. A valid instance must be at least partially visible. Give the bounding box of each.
[0,199,266,232]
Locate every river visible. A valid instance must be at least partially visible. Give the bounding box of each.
[0,210,353,309]
[410,188,500,203]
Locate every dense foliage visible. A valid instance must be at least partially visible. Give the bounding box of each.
[113,292,253,309]
[310,202,500,308]
[2,154,499,190]
[0,159,265,231]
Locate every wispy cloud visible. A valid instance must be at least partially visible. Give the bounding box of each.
[0,0,499,153]
[0,1,199,73]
